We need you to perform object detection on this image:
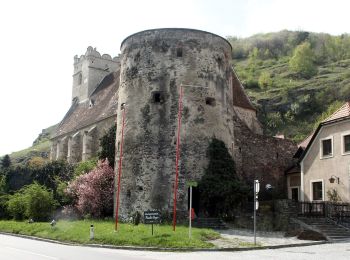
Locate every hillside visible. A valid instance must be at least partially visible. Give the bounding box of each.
[7,124,57,166]
[229,30,350,142]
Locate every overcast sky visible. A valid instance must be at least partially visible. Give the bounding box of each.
[0,0,349,156]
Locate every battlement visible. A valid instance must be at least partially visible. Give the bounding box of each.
[72,47,120,102]
[74,46,120,65]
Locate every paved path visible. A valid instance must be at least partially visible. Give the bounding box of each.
[212,229,319,247]
[0,234,349,260]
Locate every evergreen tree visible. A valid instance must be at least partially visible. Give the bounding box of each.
[199,138,248,217]
[98,125,116,168]
[1,155,11,169]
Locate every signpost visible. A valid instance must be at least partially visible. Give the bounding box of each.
[186,181,198,239]
[254,180,260,245]
[144,210,161,236]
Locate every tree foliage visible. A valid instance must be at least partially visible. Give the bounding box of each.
[1,155,11,169]
[289,42,317,78]
[66,159,114,218]
[199,138,248,217]
[7,183,56,221]
[99,125,116,168]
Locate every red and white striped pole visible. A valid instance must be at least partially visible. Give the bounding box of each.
[115,105,126,231]
[173,85,183,231]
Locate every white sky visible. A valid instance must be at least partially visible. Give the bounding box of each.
[0,0,349,156]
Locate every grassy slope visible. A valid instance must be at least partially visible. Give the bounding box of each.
[234,57,350,142]
[0,220,219,248]
[7,124,57,166]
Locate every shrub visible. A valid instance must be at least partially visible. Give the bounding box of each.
[73,158,97,177]
[7,193,26,220]
[66,159,114,218]
[7,183,56,221]
[24,183,56,221]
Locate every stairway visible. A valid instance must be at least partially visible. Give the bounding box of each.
[298,217,350,242]
[192,217,228,229]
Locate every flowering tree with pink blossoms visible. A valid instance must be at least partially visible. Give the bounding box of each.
[66,159,114,218]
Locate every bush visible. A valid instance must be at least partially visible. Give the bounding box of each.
[66,159,114,218]
[73,158,97,177]
[7,193,26,220]
[7,183,56,221]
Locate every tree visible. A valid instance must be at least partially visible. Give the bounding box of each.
[1,155,11,169]
[199,138,248,217]
[99,125,116,168]
[289,42,317,78]
[66,159,114,218]
[258,71,272,89]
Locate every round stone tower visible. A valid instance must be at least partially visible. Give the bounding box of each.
[116,28,235,219]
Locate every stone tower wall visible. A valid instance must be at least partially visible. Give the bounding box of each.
[72,47,120,102]
[116,29,236,218]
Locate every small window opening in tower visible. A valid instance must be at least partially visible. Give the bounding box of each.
[152,91,163,103]
[176,47,183,57]
[126,190,131,198]
[78,73,82,85]
[205,97,216,106]
[89,99,94,108]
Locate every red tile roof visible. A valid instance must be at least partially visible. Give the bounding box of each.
[299,101,350,160]
[322,101,350,123]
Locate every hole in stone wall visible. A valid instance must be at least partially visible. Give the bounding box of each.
[205,97,216,106]
[239,147,242,153]
[152,91,163,103]
[127,190,131,198]
[176,47,183,57]
[137,186,143,191]
[276,152,279,159]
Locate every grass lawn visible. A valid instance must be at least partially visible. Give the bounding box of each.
[0,220,219,248]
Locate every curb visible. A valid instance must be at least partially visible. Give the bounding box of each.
[0,231,329,252]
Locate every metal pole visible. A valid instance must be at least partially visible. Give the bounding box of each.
[189,185,192,239]
[173,85,183,231]
[254,180,256,245]
[115,106,126,231]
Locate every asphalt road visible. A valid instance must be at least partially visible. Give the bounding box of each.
[0,234,349,260]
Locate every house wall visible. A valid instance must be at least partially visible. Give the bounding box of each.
[287,173,301,200]
[302,120,350,202]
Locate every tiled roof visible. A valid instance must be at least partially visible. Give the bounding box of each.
[298,133,314,148]
[53,71,119,138]
[232,70,256,111]
[322,102,350,122]
[298,102,350,149]
[299,101,350,162]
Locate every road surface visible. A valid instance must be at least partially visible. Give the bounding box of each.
[0,234,349,260]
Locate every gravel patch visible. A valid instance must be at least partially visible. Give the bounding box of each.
[211,229,318,248]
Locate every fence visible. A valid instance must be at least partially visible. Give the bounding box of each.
[298,201,350,224]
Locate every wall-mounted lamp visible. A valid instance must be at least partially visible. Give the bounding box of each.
[329,175,340,184]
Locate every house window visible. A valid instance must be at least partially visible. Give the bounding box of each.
[344,134,350,153]
[312,181,323,201]
[321,138,332,158]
